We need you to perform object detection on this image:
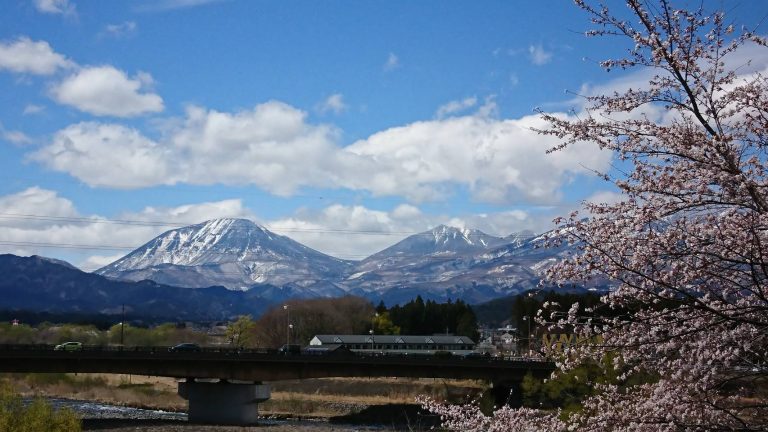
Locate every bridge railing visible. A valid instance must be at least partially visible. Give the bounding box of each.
[0,344,553,365]
[0,343,280,354]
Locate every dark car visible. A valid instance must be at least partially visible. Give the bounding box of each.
[168,343,202,352]
[278,344,302,355]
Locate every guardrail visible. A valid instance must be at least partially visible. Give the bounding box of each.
[0,343,552,364]
[0,343,556,383]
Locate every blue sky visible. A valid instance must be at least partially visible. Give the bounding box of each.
[0,0,765,270]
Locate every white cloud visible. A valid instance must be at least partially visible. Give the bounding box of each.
[0,37,73,75]
[101,21,137,39]
[133,199,253,225]
[23,104,45,115]
[32,100,611,204]
[269,205,407,259]
[33,0,76,16]
[267,203,563,259]
[345,111,611,204]
[391,204,421,220]
[528,43,553,66]
[316,93,346,115]
[0,187,253,270]
[2,129,33,146]
[31,122,174,188]
[384,52,400,71]
[435,97,477,119]
[80,254,125,271]
[50,66,164,117]
[0,187,79,226]
[0,187,571,268]
[32,102,347,192]
[584,190,624,206]
[168,102,350,195]
[135,0,226,12]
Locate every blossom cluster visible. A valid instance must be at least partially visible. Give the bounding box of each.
[423,1,768,430]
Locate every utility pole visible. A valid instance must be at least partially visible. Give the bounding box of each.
[120,304,125,348]
[283,304,290,346]
[369,329,374,352]
[522,315,532,356]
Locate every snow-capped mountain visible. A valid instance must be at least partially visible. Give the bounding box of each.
[367,224,505,258]
[339,226,563,304]
[96,219,585,304]
[346,225,504,279]
[96,218,353,290]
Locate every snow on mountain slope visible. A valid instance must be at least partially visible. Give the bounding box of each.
[95,219,583,303]
[355,225,504,269]
[96,218,352,290]
[339,226,568,304]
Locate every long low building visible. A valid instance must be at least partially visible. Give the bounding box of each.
[309,334,476,355]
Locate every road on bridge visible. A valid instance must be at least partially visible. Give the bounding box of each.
[0,344,555,383]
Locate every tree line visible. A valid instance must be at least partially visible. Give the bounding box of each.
[384,296,478,340]
[0,295,480,349]
[0,321,209,347]
[230,295,480,349]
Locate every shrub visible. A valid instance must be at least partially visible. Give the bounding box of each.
[0,383,81,431]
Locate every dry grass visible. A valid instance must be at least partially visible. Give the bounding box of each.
[263,377,484,418]
[1,373,487,418]
[2,373,186,412]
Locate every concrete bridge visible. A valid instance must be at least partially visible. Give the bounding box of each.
[0,345,555,424]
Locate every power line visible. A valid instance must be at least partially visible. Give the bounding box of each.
[0,213,418,235]
[0,212,544,260]
[0,212,543,239]
[0,214,191,228]
[0,239,377,259]
[0,240,135,251]
[0,238,550,263]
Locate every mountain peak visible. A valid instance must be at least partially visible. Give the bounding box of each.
[360,225,503,264]
[196,217,263,231]
[96,218,351,289]
[428,224,491,247]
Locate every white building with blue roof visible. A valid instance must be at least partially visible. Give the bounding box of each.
[308,334,476,355]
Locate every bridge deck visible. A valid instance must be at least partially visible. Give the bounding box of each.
[0,344,555,383]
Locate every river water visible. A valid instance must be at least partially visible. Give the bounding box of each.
[45,397,186,421]
[43,398,420,431]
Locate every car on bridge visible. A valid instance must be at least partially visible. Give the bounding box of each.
[54,342,82,351]
[278,344,302,355]
[168,343,202,352]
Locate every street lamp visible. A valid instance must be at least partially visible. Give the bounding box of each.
[120,304,125,348]
[369,329,374,352]
[522,315,532,356]
[283,304,290,346]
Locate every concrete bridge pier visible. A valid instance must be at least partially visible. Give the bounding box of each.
[178,379,271,425]
[490,380,523,408]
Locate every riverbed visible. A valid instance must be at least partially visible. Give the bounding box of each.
[45,398,431,431]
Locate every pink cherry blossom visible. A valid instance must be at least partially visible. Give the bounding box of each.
[422,1,768,430]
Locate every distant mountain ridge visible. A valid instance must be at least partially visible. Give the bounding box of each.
[0,254,268,321]
[95,218,579,305]
[362,224,506,260]
[340,226,562,304]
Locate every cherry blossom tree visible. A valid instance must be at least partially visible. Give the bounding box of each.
[424,1,768,430]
